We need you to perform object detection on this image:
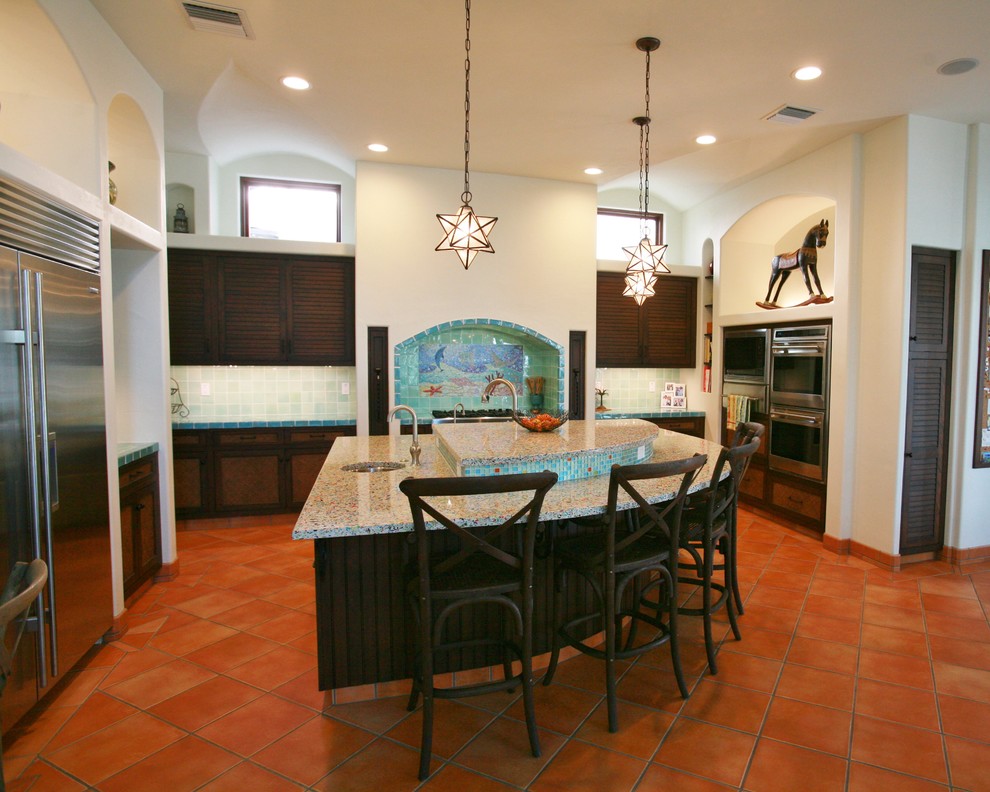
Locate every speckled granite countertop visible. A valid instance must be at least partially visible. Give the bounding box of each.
[293,420,725,540]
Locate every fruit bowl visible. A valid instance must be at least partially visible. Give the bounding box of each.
[512,410,569,433]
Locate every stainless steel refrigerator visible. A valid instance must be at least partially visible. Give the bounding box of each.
[0,179,112,729]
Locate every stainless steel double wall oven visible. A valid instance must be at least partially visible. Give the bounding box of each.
[723,322,831,482]
[768,325,830,481]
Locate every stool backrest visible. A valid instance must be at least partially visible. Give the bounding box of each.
[0,559,48,689]
[702,438,761,526]
[600,454,708,566]
[399,471,558,587]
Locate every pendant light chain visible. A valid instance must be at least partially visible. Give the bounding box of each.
[462,0,472,204]
[642,44,652,230]
[435,0,497,269]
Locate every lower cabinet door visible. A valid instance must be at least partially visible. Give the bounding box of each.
[214,450,284,513]
[174,453,209,515]
[287,449,331,509]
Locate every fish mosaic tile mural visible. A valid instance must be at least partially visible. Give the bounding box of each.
[418,343,524,397]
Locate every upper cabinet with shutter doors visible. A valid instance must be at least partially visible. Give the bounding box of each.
[596,272,698,368]
[167,250,217,364]
[167,249,355,366]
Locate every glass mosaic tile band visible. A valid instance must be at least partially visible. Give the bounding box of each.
[459,441,653,481]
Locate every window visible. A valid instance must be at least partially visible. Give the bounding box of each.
[596,208,664,261]
[240,177,341,242]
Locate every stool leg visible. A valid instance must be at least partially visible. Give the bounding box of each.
[605,571,619,733]
[703,544,718,674]
[730,508,745,615]
[665,569,690,699]
[543,567,564,686]
[723,535,742,641]
[521,593,541,757]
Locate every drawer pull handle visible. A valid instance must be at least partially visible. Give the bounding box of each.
[787,495,804,504]
[239,435,257,440]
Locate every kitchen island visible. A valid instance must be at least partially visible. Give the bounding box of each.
[293,419,724,690]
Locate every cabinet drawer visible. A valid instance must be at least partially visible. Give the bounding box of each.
[120,460,154,487]
[216,429,281,446]
[770,480,822,521]
[173,430,207,449]
[287,428,339,445]
[739,465,765,500]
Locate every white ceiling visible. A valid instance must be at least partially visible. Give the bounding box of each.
[89,0,990,210]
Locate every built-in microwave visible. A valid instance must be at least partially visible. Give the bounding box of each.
[723,328,769,384]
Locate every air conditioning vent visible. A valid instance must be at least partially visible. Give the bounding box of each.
[180,2,253,38]
[764,105,818,125]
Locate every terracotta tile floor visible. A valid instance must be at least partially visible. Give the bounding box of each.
[5,509,990,791]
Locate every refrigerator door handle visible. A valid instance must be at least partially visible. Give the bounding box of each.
[20,271,49,688]
[33,272,59,678]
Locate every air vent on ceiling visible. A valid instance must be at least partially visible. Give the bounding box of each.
[764,105,818,125]
[180,2,254,38]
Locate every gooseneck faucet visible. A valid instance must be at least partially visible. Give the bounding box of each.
[453,402,465,423]
[387,404,421,466]
[481,377,518,414]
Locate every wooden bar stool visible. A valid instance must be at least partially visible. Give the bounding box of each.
[673,438,761,673]
[542,455,706,733]
[725,421,765,613]
[399,471,558,781]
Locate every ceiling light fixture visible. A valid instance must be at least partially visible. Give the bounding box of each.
[281,76,310,90]
[792,66,822,81]
[436,0,496,270]
[584,167,604,176]
[368,143,389,152]
[623,36,669,305]
[937,58,979,76]
[696,134,717,145]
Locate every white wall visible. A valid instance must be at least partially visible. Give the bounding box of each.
[354,162,597,433]
[948,123,990,550]
[681,135,859,544]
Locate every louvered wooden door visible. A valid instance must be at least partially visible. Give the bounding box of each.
[287,259,355,364]
[219,257,284,362]
[596,272,643,367]
[642,275,697,368]
[167,250,217,364]
[900,247,955,555]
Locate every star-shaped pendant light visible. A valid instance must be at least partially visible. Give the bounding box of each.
[623,270,659,306]
[436,0,496,269]
[624,37,668,302]
[436,202,497,270]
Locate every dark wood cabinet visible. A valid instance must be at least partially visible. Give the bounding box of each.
[167,251,216,364]
[173,430,210,518]
[167,249,355,366]
[119,454,162,599]
[172,425,356,518]
[646,415,705,438]
[596,272,698,368]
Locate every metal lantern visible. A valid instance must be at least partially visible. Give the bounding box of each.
[173,203,189,233]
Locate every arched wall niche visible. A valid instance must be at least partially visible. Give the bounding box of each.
[719,195,836,319]
[165,183,195,233]
[107,93,162,226]
[0,0,97,191]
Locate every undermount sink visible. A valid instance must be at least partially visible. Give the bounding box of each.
[341,461,407,473]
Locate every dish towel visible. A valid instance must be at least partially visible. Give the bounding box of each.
[726,395,753,430]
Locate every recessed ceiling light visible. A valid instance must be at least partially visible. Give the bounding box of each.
[937,58,979,75]
[281,76,310,90]
[368,143,389,153]
[696,135,717,145]
[584,167,603,175]
[792,66,822,81]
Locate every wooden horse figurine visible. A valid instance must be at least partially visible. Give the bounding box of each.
[757,219,833,309]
